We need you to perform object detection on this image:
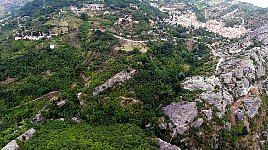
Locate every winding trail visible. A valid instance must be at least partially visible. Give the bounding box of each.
[207,44,224,72]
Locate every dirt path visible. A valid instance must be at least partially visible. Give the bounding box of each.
[206,44,224,72]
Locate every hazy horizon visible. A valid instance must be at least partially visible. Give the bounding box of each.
[238,0,268,8]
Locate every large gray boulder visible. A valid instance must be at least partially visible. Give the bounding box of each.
[2,140,19,150]
[200,91,233,114]
[32,113,43,123]
[191,118,204,128]
[17,128,36,142]
[163,102,198,127]
[157,138,181,150]
[234,109,244,122]
[243,97,261,118]
[93,69,136,96]
[56,100,67,107]
[163,102,198,135]
[182,76,221,91]
[220,72,233,84]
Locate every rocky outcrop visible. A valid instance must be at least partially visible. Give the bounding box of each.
[234,109,244,122]
[157,138,181,150]
[164,102,198,126]
[3,128,36,149]
[200,91,233,114]
[2,140,19,150]
[17,128,36,142]
[56,100,67,107]
[182,76,221,91]
[243,97,261,118]
[93,69,136,96]
[32,113,43,123]
[251,24,268,45]
[163,101,198,135]
[202,109,213,120]
[191,118,204,128]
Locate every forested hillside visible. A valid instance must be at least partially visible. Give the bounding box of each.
[2,0,268,149]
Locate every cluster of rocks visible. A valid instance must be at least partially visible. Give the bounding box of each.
[217,48,266,97]
[251,24,268,45]
[162,28,268,139]
[200,90,233,114]
[181,76,221,91]
[93,69,136,96]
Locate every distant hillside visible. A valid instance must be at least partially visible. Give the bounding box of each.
[0,0,31,17]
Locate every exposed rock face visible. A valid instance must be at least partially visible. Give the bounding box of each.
[220,72,232,84]
[56,100,67,107]
[2,140,19,150]
[93,69,136,96]
[157,138,181,150]
[32,113,43,123]
[225,123,232,131]
[234,109,244,122]
[182,76,221,91]
[202,109,213,120]
[164,102,198,126]
[200,91,233,114]
[243,97,261,118]
[163,102,198,135]
[191,118,204,128]
[251,24,268,45]
[17,128,36,142]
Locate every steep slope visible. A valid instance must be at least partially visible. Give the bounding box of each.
[1,0,268,149]
[0,0,31,17]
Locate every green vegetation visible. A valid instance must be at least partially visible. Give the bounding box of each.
[21,121,158,149]
[0,0,218,149]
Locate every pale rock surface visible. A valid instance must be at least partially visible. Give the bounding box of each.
[243,97,261,118]
[17,128,36,141]
[157,138,181,150]
[93,69,136,96]
[182,76,221,91]
[163,102,198,135]
[191,118,204,128]
[2,140,19,150]
[202,109,213,120]
[163,102,198,127]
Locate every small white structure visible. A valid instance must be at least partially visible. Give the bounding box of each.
[50,45,55,49]
[15,37,22,41]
